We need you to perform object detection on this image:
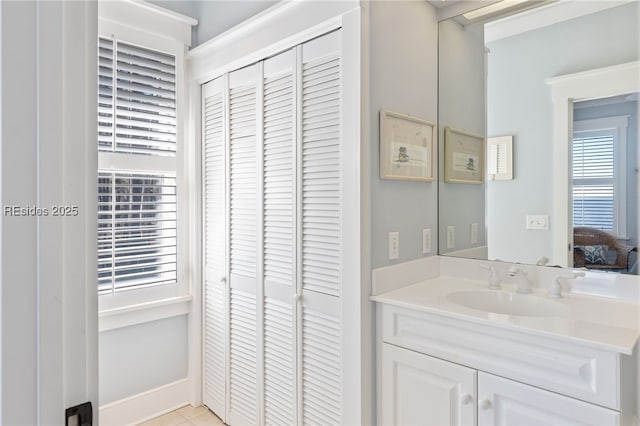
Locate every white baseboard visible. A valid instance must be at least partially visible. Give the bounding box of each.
[99,378,190,426]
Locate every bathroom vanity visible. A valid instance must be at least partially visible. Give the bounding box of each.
[372,257,639,426]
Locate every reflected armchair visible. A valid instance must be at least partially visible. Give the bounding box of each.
[573,227,637,272]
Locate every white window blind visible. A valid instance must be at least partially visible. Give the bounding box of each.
[97,36,178,294]
[572,133,615,230]
[99,37,177,156]
[98,172,177,292]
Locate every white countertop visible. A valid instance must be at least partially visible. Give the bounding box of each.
[371,276,640,354]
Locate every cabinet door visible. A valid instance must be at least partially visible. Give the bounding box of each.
[381,344,476,426]
[477,372,620,426]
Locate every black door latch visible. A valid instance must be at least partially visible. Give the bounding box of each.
[65,401,92,426]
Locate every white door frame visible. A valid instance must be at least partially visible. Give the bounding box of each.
[1,1,98,424]
[547,61,640,266]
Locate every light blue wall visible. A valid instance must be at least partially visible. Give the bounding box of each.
[369,1,439,268]
[486,2,639,264]
[438,19,486,256]
[149,0,276,46]
[99,315,188,405]
[193,1,277,46]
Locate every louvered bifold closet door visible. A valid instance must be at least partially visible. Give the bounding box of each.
[228,64,260,426]
[262,50,296,426]
[299,30,343,425]
[202,77,227,420]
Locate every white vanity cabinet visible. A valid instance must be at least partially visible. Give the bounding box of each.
[381,343,620,426]
[477,372,619,425]
[381,343,476,426]
[377,303,637,426]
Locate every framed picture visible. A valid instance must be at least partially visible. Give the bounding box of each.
[380,109,436,181]
[444,127,484,184]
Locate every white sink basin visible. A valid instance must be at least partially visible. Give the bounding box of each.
[447,290,567,317]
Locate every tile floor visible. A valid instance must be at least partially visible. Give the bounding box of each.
[137,405,225,426]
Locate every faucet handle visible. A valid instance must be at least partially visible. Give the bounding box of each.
[549,272,585,298]
[479,264,501,289]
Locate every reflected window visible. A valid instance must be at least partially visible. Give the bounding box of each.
[572,114,628,237]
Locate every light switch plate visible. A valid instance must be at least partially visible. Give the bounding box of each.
[422,228,432,254]
[526,215,549,230]
[470,223,478,244]
[389,232,399,260]
[446,226,455,249]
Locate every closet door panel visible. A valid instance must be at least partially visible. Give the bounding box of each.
[264,286,295,426]
[301,291,341,425]
[228,64,259,426]
[263,50,296,426]
[202,77,227,419]
[203,28,346,426]
[229,286,258,426]
[301,31,342,298]
[300,30,343,426]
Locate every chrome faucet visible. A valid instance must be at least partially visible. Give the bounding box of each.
[508,266,532,294]
[549,272,585,298]
[479,264,501,289]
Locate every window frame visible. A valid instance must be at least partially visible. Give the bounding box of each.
[97,18,189,313]
[572,115,629,238]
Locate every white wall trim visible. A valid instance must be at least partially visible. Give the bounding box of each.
[432,0,497,22]
[186,77,204,408]
[546,61,640,266]
[98,295,192,332]
[485,0,635,43]
[188,0,358,84]
[358,2,373,423]
[99,379,189,426]
[340,9,365,425]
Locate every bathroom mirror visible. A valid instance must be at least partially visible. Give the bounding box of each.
[437,0,639,274]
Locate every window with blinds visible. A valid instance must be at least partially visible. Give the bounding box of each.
[97,36,178,294]
[98,38,177,156]
[572,132,615,230]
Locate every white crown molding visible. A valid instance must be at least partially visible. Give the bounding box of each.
[99,0,197,46]
[188,0,358,84]
[430,0,499,22]
[485,0,635,43]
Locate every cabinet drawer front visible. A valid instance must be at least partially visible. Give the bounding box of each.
[381,305,619,409]
[478,372,619,426]
[381,344,476,426]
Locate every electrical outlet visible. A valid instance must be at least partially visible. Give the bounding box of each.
[446,226,455,249]
[526,215,549,230]
[422,228,432,254]
[389,232,399,260]
[470,223,478,244]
